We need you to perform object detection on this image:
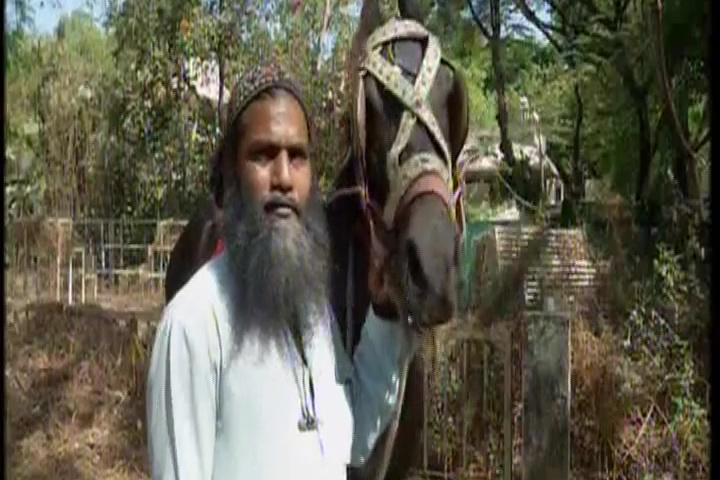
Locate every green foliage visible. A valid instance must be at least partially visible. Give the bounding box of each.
[456,50,497,129]
[6,0,709,219]
[613,238,709,478]
[4,0,709,476]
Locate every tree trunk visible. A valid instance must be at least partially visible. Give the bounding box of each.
[610,50,653,205]
[491,42,515,167]
[633,93,652,204]
[466,0,515,169]
[216,0,226,130]
[669,82,702,224]
[314,0,333,74]
[671,131,690,199]
[489,0,516,167]
[705,0,711,122]
[571,82,584,199]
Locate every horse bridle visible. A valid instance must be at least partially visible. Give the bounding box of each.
[361,19,467,232]
[328,19,468,350]
[330,19,468,257]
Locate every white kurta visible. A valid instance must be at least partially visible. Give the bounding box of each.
[146,252,420,480]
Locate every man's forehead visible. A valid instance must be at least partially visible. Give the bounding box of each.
[240,94,310,139]
[250,89,304,112]
[241,92,308,128]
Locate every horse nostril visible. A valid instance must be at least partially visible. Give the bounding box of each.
[405,239,428,291]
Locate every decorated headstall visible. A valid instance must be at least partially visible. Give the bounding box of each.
[346,18,468,241]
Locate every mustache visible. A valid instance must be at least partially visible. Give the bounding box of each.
[264,194,300,216]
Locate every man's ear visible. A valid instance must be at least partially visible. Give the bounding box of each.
[210,148,224,208]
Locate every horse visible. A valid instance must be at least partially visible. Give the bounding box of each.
[326,0,469,478]
[162,1,469,477]
[164,154,224,304]
[164,193,223,303]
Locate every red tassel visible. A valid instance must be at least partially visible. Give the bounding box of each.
[213,238,225,258]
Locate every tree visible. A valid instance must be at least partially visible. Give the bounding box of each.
[514,0,708,217]
[467,0,518,168]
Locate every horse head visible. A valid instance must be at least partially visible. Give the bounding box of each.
[330,0,470,331]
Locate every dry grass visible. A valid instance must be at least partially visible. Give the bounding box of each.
[569,313,627,476]
[5,300,160,480]
[420,299,708,480]
[569,311,709,480]
[4,274,708,480]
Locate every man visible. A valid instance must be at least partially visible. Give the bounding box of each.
[146,61,422,479]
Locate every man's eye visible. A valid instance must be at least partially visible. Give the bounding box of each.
[251,151,272,163]
[289,148,308,164]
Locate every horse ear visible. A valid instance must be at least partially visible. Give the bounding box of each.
[447,65,470,161]
[398,0,432,23]
[345,0,383,124]
[359,0,384,32]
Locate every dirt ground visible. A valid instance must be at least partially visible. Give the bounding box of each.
[6,293,704,479]
[5,299,162,480]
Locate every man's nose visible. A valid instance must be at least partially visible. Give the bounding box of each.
[270,151,292,193]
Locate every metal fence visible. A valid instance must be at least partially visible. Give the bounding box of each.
[6,216,595,480]
[408,300,572,480]
[409,319,517,480]
[5,217,187,307]
[407,225,604,480]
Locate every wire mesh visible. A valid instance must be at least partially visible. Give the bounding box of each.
[5,217,187,308]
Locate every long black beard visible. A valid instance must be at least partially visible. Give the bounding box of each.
[222,175,331,352]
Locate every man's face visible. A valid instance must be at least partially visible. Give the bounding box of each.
[235,91,312,227]
[222,89,330,348]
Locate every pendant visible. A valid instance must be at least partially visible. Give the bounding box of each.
[298,413,318,432]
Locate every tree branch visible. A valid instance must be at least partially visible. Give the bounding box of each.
[466,0,491,40]
[545,0,572,31]
[614,0,632,28]
[652,0,699,160]
[692,130,710,152]
[649,107,666,159]
[513,0,563,52]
